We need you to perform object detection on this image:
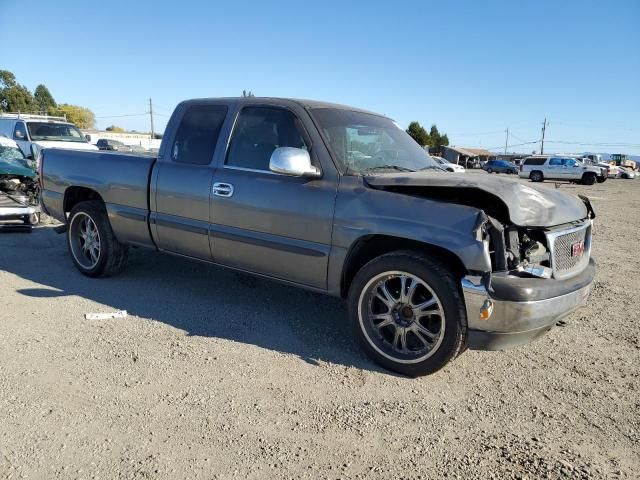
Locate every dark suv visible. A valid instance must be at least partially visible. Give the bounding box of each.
[96,139,132,152]
[483,160,518,174]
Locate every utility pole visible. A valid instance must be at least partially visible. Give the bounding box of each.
[504,128,509,154]
[149,98,155,139]
[540,117,547,154]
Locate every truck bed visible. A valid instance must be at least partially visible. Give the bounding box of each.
[41,149,156,246]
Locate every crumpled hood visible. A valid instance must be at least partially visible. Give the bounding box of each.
[364,171,588,227]
[34,141,98,151]
[0,158,35,178]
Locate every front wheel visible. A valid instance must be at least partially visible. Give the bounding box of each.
[596,176,606,183]
[486,168,493,173]
[530,171,544,182]
[348,251,467,377]
[67,200,129,277]
[581,173,596,185]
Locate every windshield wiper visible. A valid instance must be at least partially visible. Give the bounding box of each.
[418,166,448,171]
[362,165,415,173]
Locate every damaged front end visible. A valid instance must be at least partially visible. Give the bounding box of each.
[363,172,596,350]
[0,161,41,229]
[476,193,595,280]
[463,195,595,350]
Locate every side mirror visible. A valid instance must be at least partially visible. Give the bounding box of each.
[14,130,25,140]
[269,147,321,178]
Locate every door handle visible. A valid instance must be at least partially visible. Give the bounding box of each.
[213,182,234,197]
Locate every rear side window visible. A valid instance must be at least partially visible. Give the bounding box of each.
[226,107,309,171]
[524,157,546,166]
[172,105,228,165]
[549,158,563,166]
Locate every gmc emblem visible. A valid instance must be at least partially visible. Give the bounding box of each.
[571,241,585,258]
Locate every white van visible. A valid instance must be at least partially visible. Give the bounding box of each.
[0,113,98,161]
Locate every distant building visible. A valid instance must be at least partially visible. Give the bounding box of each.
[442,146,495,168]
[82,129,162,151]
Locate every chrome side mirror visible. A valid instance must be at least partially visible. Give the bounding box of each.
[269,147,321,178]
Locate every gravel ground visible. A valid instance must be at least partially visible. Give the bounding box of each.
[1,176,638,479]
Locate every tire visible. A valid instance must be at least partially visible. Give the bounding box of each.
[581,173,596,185]
[596,176,606,183]
[530,171,543,182]
[486,168,493,173]
[348,251,467,377]
[67,200,129,277]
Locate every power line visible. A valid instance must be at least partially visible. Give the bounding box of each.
[546,140,640,147]
[449,129,506,136]
[94,112,148,119]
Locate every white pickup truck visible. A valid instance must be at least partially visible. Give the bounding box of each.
[0,113,97,161]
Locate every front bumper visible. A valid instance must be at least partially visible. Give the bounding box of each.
[462,258,595,350]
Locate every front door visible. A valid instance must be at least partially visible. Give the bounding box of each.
[152,104,228,260]
[210,106,336,289]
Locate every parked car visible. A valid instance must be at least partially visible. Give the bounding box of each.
[0,136,40,229]
[39,97,595,377]
[596,162,623,178]
[431,156,465,173]
[483,160,518,174]
[519,155,606,184]
[0,113,98,161]
[96,139,134,152]
[618,166,637,179]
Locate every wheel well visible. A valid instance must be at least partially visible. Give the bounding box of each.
[64,187,104,215]
[340,235,467,298]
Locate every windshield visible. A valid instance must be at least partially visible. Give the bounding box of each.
[310,108,439,173]
[0,146,31,169]
[27,122,87,143]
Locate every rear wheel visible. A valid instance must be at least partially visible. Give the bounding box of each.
[348,251,467,377]
[67,200,129,277]
[530,171,544,182]
[581,173,596,185]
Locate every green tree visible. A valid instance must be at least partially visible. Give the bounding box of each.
[0,69,35,113]
[241,89,255,97]
[106,125,125,132]
[34,84,57,113]
[427,125,449,153]
[406,121,430,147]
[52,104,95,129]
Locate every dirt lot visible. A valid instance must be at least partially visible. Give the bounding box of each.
[1,176,638,479]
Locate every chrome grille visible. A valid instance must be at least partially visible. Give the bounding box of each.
[553,229,587,271]
[547,222,591,279]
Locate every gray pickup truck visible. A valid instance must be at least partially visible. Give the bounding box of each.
[40,97,596,376]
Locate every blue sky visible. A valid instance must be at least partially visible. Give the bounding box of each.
[1,0,639,154]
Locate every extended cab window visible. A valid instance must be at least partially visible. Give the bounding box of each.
[226,107,309,171]
[172,105,227,165]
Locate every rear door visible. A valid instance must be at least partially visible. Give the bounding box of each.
[209,104,337,289]
[151,103,228,260]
